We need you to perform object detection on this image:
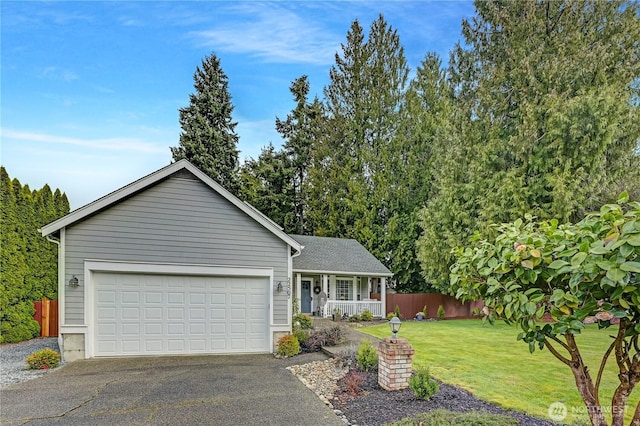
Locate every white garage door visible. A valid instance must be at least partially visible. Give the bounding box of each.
[93,272,269,356]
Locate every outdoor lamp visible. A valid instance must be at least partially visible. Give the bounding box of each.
[68,275,79,288]
[389,316,401,339]
[277,282,283,292]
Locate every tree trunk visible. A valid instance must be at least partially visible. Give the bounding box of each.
[563,334,608,426]
[569,362,607,426]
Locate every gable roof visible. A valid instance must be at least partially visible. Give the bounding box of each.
[39,160,302,253]
[290,234,392,277]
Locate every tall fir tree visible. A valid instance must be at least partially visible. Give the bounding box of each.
[275,75,324,235]
[171,53,240,194]
[239,143,296,232]
[308,15,410,270]
[418,0,640,288]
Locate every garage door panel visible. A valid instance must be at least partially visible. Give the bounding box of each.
[94,272,269,356]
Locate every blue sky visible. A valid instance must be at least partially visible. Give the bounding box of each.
[2,1,474,209]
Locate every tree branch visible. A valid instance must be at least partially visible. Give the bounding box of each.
[544,339,572,366]
[595,338,615,406]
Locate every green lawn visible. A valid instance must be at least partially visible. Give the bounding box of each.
[362,320,640,424]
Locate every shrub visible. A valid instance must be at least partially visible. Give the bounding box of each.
[344,370,365,395]
[386,312,395,321]
[0,302,40,343]
[423,305,428,317]
[394,305,401,319]
[292,313,313,330]
[276,334,300,357]
[334,347,357,368]
[409,367,439,400]
[302,326,346,352]
[26,348,60,370]
[356,339,378,371]
[437,305,446,319]
[386,409,519,426]
[292,297,300,316]
[349,314,361,322]
[360,310,374,321]
[322,325,345,346]
[292,328,309,345]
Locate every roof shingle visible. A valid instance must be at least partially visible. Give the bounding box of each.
[290,234,392,276]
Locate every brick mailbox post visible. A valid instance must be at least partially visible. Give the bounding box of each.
[378,337,416,391]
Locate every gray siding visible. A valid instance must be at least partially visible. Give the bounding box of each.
[64,174,289,325]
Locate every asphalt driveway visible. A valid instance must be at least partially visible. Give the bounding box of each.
[0,353,344,426]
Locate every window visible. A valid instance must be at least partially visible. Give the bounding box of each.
[335,279,353,301]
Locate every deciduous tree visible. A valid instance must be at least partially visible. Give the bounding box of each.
[450,193,640,426]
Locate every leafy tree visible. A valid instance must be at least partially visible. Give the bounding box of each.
[276,75,324,235]
[450,193,640,425]
[419,0,640,288]
[171,52,240,194]
[239,143,296,232]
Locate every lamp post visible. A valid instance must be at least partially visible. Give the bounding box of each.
[389,316,401,340]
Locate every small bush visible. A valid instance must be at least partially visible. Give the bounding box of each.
[349,314,361,322]
[26,348,60,370]
[292,328,309,345]
[344,370,365,395]
[394,305,401,319]
[360,310,374,321]
[292,313,313,330]
[356,339,378,371]
[409,367,439,400]
[334,347,357,368]
[302,326,346,352]
[437,305,446,319]
[386,409,519,426]
[276,334,300,357]
[386,312,395,321]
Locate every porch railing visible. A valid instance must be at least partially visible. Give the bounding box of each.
[324,300,384,318]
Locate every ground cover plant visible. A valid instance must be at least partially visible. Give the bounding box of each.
[362,320,640,424]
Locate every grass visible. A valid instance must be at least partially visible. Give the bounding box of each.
[362,320,640,424]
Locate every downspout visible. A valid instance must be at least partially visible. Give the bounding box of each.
[42,231,64,352]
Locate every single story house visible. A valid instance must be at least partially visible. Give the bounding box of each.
[40,160,391,361]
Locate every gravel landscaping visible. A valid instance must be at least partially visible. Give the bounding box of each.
[289,356,554,426]
[0,337,63,388]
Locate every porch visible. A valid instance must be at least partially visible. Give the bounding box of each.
[292,273,387,318]
[289,234,393,320]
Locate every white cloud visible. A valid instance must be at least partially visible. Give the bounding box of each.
[41,66,79,82]
[188,4,340,65]
[1,129,166,154]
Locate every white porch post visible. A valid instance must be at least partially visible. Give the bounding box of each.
[381,277,387,317]
[322,275,329,317]
[296,273,302,313]
[352,276,357,301]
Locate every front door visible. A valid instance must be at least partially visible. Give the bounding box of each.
[301,280,312,313]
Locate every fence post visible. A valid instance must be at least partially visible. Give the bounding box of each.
[42,297,50,337]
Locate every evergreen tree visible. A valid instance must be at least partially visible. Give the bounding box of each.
[0,168,69,342]
[276,75,324,235]
[171,52,240,194]
[417,0,640,288]
[239,144,296,232]
[308,15,410,263]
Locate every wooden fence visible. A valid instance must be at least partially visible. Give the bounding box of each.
[372,293,483,319]
[33,298,58,337]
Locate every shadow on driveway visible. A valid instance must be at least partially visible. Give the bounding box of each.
[0,352,343,426]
